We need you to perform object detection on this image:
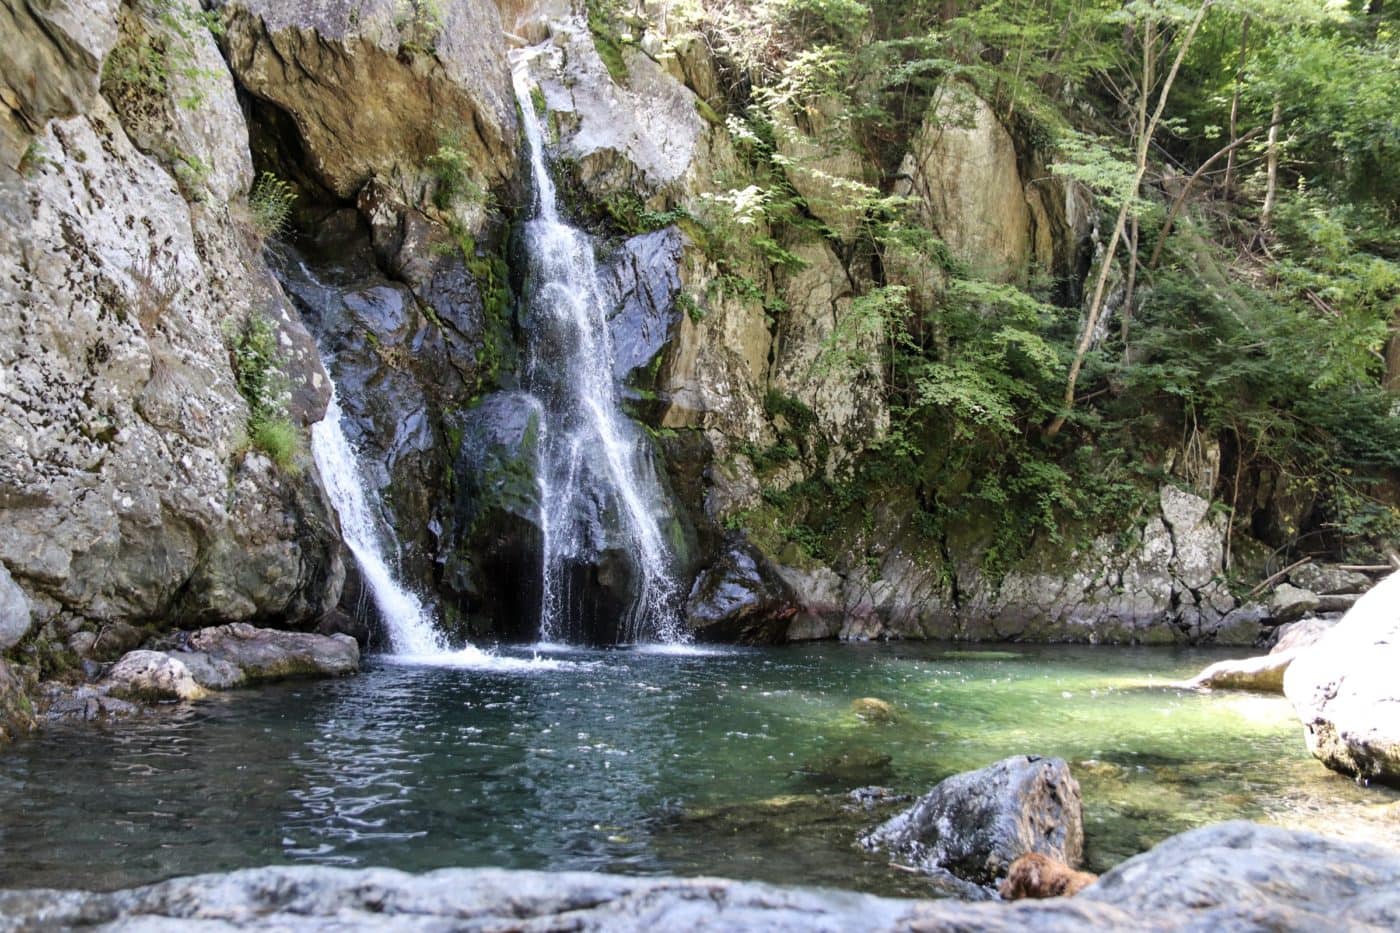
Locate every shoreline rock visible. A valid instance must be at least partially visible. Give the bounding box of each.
[0,822,1395,931]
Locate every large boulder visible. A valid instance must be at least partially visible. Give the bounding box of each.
[0,563,30,651]
[1284,572,1400,785]
[2,823,1397,930]
[685,534,796,644]
[1270,583,1321,623]
[1270,616,1339,654]
[1,4,343,646]
[861,755,1084,886]
[166,623,360,688]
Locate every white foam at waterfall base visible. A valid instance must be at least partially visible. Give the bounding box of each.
[311,389,574,672]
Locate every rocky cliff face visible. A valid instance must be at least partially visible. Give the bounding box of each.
[0,0,1295,680]
[0,0,346,678]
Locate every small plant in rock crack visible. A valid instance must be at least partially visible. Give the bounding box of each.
[224,313,303,472]
[248,172,297,240]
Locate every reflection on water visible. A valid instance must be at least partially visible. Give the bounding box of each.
[0,642,1394,894]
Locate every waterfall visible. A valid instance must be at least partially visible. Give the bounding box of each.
[311,389,448,656]
[512,60,685,645]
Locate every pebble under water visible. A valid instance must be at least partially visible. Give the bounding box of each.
[1,642,1395,895]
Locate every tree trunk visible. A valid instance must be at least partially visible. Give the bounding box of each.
[1223,16,1249,198]
[1046,0,1214,440]
[1257,98,1282,243]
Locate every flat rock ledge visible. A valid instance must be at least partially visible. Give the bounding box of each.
[39,625,360,723]
[1,823,1396,931]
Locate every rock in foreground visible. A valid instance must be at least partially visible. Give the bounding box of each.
[1284,572,1400,785]
[861,754,1083,886]
[0,823,1396,931]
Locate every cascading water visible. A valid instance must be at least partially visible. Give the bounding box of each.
[310,388,570,670]
[512,59,685,645]
[311,389,449,656]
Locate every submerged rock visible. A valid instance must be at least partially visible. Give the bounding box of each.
[851,697,899,723]
[1284,572,1400,785]
[862,755,1084,886]
[1,823,1396,930]
[100,651,207,703]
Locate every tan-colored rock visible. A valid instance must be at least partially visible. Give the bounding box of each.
[851,697,898,723]
[999,852,1098,899]
[1180,652,1294,693]
[896,84,1034,282]
[221,0,517,211]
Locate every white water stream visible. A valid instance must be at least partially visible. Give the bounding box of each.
[311,389,568,669]
[512,58,684,644]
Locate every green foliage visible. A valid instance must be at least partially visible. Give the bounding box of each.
[101,0,225,111]
[427,130,490,212]
[225,314,303,472]
[395,0,445,55]
[600,192,689,235]
[248,172,296,239]
[585,0,632,84]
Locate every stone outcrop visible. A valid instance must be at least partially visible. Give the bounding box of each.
[861,755,1084,887]
[0,0,119,172]
[163,622,360,688]
[1180,652,1295,692]
[684,533,796,644]
[1,0,346,674]
[3,822,1397,931]
[218,0,517,211]
[1284,572,1400,785]
[0,660,35,742]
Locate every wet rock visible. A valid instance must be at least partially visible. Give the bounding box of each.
[1290,562,1371,595]
[447,391,545,639]
[1284,572,1400,785]
[165,623,360,688]
[100,650,207,703]
[685,534,796,644]
[1270,584,1320,623]
[0,564,30,651]
[6,822,1397,929]
[0,660,36,743]
[862,755,1084,886]
[800,747,894,787]
[1270,615,1339,654]
[603,228,684,387]
[35,683,144,725]
[1180,653,1294,693]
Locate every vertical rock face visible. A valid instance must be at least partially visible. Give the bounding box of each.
[0,0,119,170]
[218,0,517,207]
[1,0,344,671]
